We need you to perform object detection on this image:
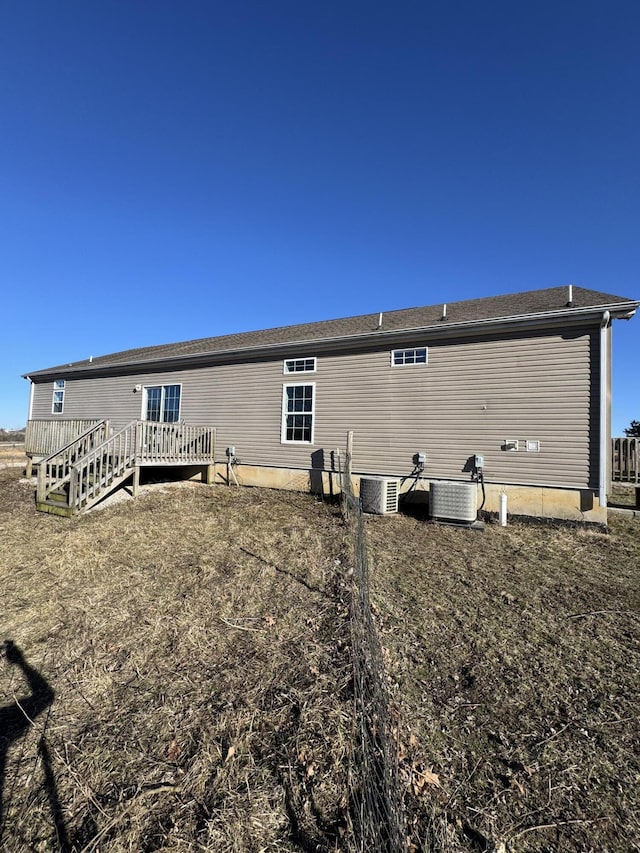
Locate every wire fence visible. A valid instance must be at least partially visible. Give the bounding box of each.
[341,446,408,853]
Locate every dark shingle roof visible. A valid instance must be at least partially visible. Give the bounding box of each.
[26,285,638,376]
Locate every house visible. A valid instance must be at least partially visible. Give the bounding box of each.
[24,285,638,521]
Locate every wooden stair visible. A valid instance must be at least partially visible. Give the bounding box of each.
[36,467,136,516]
[36,421,137,516]
[35,421,217,516]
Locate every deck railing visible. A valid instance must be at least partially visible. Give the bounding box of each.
[37,421,110,504]
[137,421,216,464]
[25,418,103,458]
[611,437,639,485]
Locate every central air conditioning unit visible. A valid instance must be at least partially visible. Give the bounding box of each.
[360,477,399,515]
[430,480,477,523]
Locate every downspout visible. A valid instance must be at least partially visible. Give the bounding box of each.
[599,311,610,509]
[27,377,34,421]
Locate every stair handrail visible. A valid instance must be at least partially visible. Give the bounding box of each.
[69,420,139,512]
[37,420,110,504]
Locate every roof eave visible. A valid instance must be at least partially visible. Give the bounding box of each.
[24,300,640,380]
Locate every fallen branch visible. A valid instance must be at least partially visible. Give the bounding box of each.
[535,721,572,747]
[218,616,263,633]
[510,816,606,840]
[568,609,636,619]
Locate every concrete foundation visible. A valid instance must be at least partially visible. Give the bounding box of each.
[212,463,607,524]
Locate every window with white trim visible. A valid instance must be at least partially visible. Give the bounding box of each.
[391,347,428,366]
[143,384,181,422]
[282,383,315,443]
[52,379,65,413]
[283,357,317,374]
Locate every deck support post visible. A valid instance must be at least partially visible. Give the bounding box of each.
[36,464,46,504]
[132,465,140,497]
[26,457,33,479]
[205,464,215,485]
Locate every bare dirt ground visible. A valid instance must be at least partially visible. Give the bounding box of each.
[1,466,638,852]
[367,507,640,852]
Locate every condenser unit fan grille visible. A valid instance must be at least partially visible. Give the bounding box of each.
[430,481,477,523]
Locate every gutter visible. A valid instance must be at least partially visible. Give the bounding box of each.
[23,300,639,380]
[599,311,611,509]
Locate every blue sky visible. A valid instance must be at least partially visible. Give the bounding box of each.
[1,1,638,432]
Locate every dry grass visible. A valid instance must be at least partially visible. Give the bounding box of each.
[0,445,26,466]
[2,465,639,852]
[610,483,639,508]
[0,469,352,852]
[366,509,640,852]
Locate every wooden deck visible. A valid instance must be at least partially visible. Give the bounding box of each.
[36,420,216,516]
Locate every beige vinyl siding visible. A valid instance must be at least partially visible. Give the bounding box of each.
[316,329,598,489]
[30,325,599,489]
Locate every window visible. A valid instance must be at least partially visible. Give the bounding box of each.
[282,383,314,443]
[284,357,316,374]
[52,379,65,413]
[143,384,181,422]
[392,347,428,366]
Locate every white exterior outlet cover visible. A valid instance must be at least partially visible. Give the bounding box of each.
[504,440,519,451]
[526,440,541,452]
